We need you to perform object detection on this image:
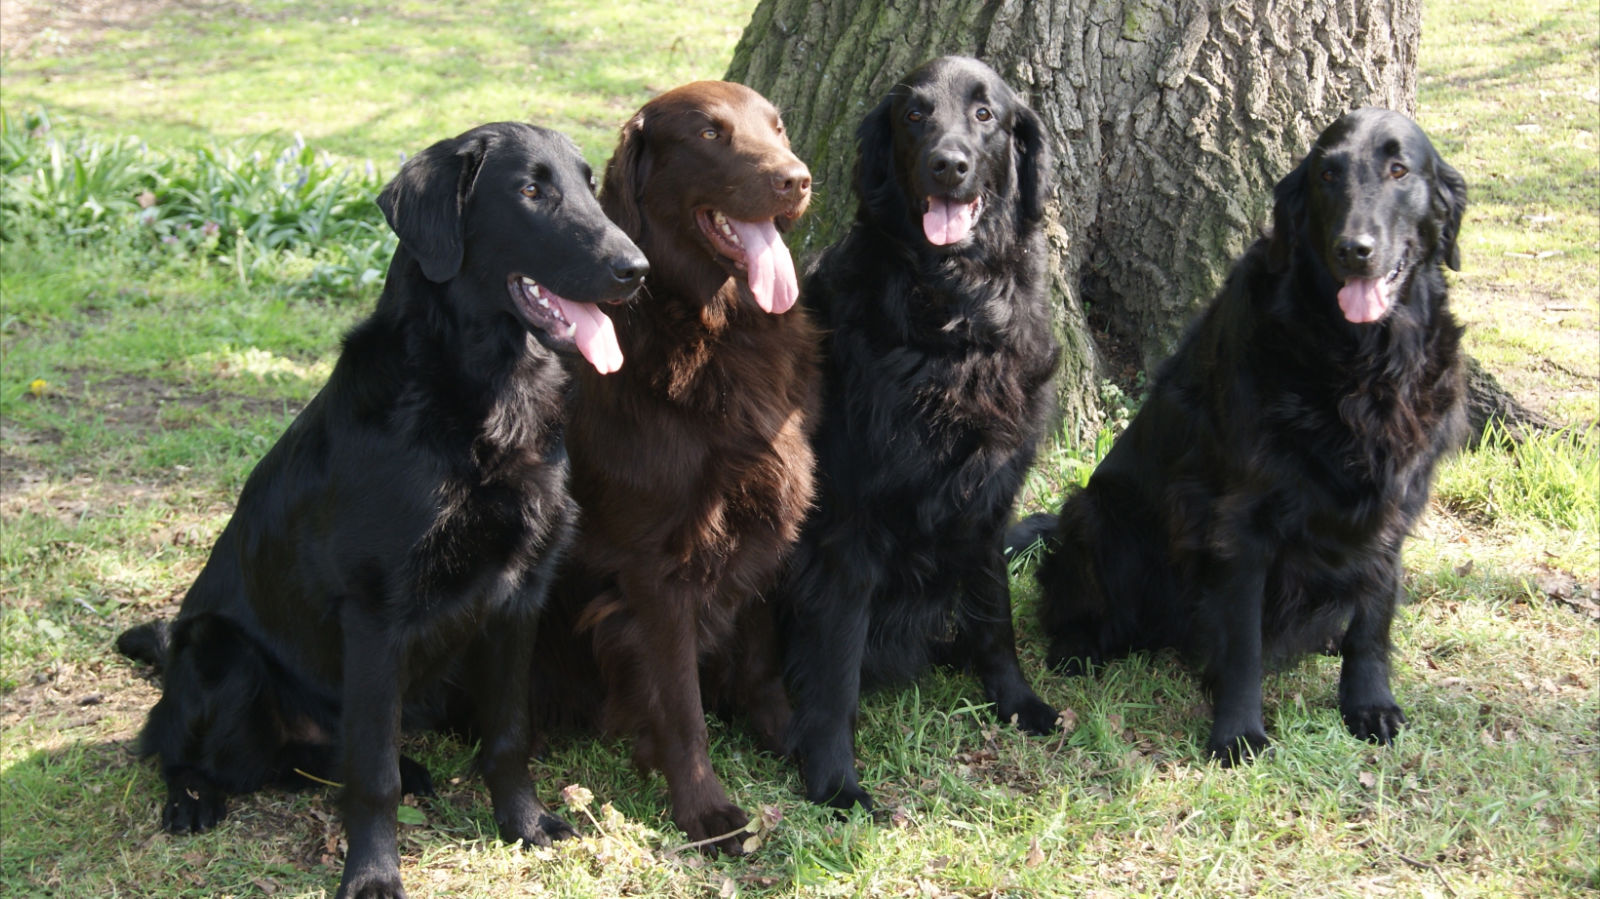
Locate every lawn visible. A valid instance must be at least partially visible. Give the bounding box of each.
[1,1,1596,897]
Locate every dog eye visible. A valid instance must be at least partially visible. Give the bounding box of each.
[700,128,720,141]
[906,110,924,123]
[521,184,540,199]
[975,107,993,122]
[1320,169,1336,183]
[1389,162,1409,179]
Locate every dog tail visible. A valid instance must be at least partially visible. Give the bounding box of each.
[115,620,171,672]
[1004,512,1059,559]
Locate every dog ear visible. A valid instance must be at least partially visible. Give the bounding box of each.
[1267,154,1309,272]
[377,132,490,283]
[854,96,896,217]
[1012,103,1052,225]
[1431,155,1468,272]
[600,111,651,239]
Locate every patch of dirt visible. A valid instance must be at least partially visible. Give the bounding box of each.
[72,370,302,430]
[1453,282,1600,429]
[3,370,303,492]
[0,651,157,745]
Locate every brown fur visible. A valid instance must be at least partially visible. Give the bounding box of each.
[531,81,820,852]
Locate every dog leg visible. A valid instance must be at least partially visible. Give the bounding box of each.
[142,613,289,834]
[1338,570,1406,744]
[731,599,792,756]
[620,578,749,853]
[781,546,875,812]
[957,541,1060,735]
[335,608,406,899]
[1203,559,1271,766]
[464,607,576,848]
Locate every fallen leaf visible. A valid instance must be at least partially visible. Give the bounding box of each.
[1358,771,1377,789]
[395,805,426,826]
[1024,837,1046,867]
[1058,707,1079,732]
[560,783,594,812]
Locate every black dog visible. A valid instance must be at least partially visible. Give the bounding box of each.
[115,122,647,899]
[778,56,1061,811]
[1011,108,1467,764]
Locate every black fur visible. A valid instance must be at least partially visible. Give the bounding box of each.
[116,122,647,899]
[777,57,1061,812]
[1015,108,1468,765]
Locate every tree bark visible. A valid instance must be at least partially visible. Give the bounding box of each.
[728,0,1421,439]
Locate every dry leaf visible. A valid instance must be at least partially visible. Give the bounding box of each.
[1024,837,1046,867]
[1057,707,1079,732]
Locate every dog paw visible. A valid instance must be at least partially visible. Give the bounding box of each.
[1342,702,1407,745]
[1003,695,1065,737]
[161,777,227,834]
[811,780,874,816]
[677,802,751,855]
[509,812,578,848]
[335,868,406,899]
[1206,730,1272,767]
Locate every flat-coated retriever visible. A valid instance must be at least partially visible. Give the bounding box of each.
[777,56,1061,812]
[115,122,647,899]
[528,82,818,853]
[1009,108,1467,764]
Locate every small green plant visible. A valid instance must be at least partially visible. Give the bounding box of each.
[1,110,393,299]
[1436,424,1600,532]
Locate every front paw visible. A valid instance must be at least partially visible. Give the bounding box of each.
[1206,729,1271,767]
[1342,702,1406,745]
[807,778,874,815]
[161,774,227,834]
[801,753,873,814]
[1000,694,1063,737]
[335,868,406,899]
[502,812,578,848]
[676,802,751,856]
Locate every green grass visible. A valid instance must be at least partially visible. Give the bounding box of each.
[3,1,1597,897]
[0,0,749,162]
[1418,0,1600,426]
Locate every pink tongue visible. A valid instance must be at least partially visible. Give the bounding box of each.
[548,295,624,374]
[726,217,798,314]
[923,197,979,246]
[1337,277,1390,324]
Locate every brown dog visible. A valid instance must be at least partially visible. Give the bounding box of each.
[532,82,819,853]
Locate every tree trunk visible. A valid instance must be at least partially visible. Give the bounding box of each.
[728,0,1421,439]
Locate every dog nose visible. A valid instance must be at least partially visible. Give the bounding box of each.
[929,150,971,188]
[1335,235,1375,267]
[771,165,812,198]
[611,254,649,287]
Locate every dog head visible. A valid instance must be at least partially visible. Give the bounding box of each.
[378,122,647,374]
[856,56,1051,249]
[1269,108,1467,325]
[601,81,811,315]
